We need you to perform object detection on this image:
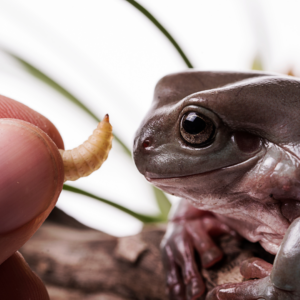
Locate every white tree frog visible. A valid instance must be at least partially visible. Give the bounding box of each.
[134,71,300,300]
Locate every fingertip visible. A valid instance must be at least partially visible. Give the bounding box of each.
[0,119,64,234]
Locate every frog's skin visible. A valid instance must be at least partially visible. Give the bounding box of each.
[133,71,300,300]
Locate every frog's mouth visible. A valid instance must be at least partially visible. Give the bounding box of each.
[145,167,220,182]
[145,155,259,183]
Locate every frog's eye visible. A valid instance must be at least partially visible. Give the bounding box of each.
[180,112,215,146]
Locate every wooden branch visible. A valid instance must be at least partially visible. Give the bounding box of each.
[20,207,274,300]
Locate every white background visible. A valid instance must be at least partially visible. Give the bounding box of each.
[0,0,299,236]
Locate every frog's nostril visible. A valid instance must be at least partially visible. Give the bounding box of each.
[142,138,151,149]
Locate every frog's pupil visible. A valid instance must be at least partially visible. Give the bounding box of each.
[183,113,206,134]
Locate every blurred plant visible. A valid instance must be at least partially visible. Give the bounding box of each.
[251,53,264,71]
[5,0,193,224]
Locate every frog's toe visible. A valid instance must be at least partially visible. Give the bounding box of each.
[206,276,298,300]
[240,257,273,279]
[186,277,205,300]
[206,280,262,300]
[171,235,205,299]
[164,229,206,299]
[163,245,185,300]
[186,219,223,268]
[168,283,185,300]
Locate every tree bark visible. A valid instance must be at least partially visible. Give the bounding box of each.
[19,207,274,300]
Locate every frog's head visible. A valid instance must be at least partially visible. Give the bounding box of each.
[133,71,300,202]
[134,71,300,253]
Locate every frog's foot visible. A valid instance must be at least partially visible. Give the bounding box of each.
[206,276,298,300]
[161,214,236,300]
[207,218,300,300]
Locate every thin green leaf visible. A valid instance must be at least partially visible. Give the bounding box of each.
[124,0,193,68]
[63,184,163,223]
[8,53,131,156]
[153,187,171,221]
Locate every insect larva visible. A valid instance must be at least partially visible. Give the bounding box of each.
[59,114,113,182]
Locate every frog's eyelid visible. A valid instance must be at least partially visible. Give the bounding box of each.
[59,114,113,182]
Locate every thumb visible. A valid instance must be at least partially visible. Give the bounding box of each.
[0,251,50,300]
[0,118,64,264]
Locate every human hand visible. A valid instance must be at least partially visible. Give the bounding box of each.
[0,95,65,299]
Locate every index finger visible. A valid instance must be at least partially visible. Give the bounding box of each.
[0,95,65,264]
[0,118,64,264]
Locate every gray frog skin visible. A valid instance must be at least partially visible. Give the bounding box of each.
[133,71,300,300]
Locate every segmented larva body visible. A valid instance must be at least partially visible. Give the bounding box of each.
[59,114,113,182]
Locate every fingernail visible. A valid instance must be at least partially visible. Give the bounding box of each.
[0,119,63,234]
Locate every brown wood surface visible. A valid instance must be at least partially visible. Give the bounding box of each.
[19,207,274,300]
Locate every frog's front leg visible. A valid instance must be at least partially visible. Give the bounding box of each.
[207,217,300,300]
[161,199,237,300]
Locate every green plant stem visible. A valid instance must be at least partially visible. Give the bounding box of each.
[153,186,171,220]
[63,184,163,223]
[124,0,193,68]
